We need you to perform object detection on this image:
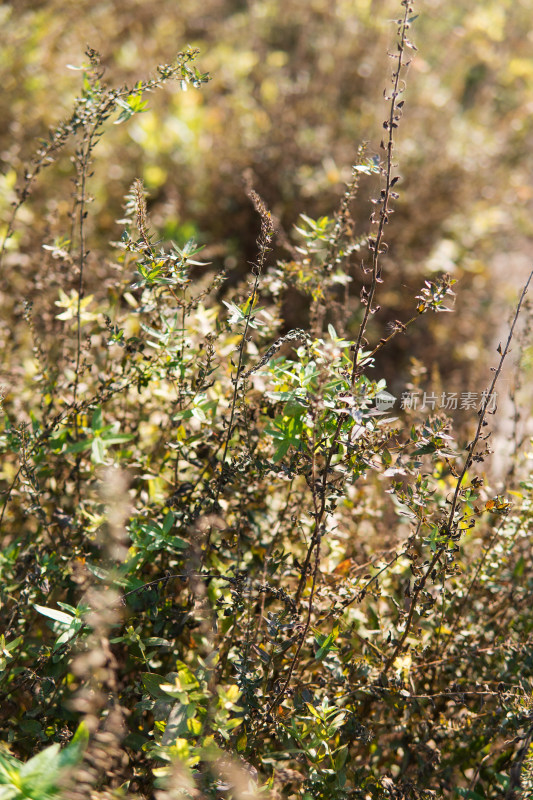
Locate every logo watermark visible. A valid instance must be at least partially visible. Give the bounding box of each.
[374,390,498,412]
[375,391,397,411]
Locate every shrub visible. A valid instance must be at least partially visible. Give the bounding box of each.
[1,3,533,799]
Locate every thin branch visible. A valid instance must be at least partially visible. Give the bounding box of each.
[351,0,414,385]
[382,269,533,675]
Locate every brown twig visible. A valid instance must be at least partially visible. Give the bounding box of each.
[351,0,415,385]
[382,269,533,675]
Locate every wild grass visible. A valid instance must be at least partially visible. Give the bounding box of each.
[1,2,533,799]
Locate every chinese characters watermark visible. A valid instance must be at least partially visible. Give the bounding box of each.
[374,389,498,413]
[399,390,497,412]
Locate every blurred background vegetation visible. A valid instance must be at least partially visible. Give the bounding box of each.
[2,4,533,798]
[1,0,532,453]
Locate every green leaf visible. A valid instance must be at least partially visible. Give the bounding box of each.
[273,439,290,463]
[57,602,79,617]
[0,749,22,786]
[413,443,436,455]
[18,720,43,738]
[334,744,349,770]
[305,703,323,720]
[100,433,134,445]
[91,437,106,464]
[175,662,200,690]
[162,510,175,535]
[3,636,22,653]
[91,407,103,431]
[314,628,340,661]
[236,730,247,752]
[170,536,189,550]
[18,743,61,786]
[34,605,75,625]
[65,439,93,454]
[141,673,170,699]
[144,637,170,647]
[191,406,207,422]
[53,620,83,651]
[69,722,90,752]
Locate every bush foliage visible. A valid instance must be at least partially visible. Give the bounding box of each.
[1,2,533,799]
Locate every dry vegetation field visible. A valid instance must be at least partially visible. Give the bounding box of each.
[1,1,533,798]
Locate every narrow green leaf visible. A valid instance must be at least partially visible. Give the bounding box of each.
[141,672,170,699]
[91,437,106,463]
[162,510,175,535]
[273,439,290,463]
[34,605,75,625]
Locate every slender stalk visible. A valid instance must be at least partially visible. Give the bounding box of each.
[266,524,322,716]
[351,0,414,384]
[202,192,273,558]
[444,269,532,538]
[217,212,273,488]
[72,136,91,409]
[382,269,533,675]
[271,2,416,708]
